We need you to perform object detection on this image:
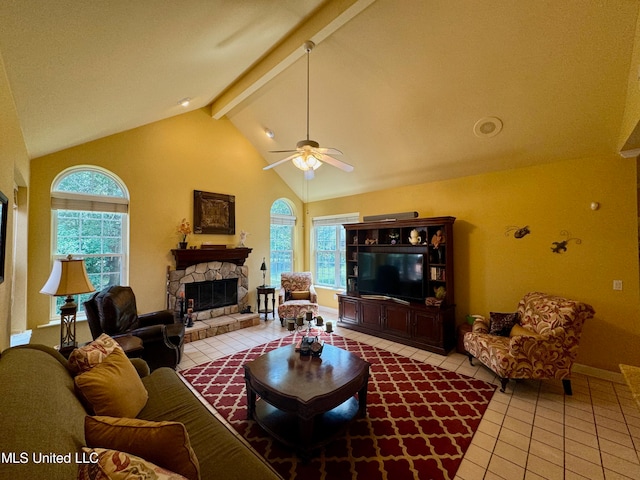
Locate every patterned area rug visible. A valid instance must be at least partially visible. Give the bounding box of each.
[180,333,495,480]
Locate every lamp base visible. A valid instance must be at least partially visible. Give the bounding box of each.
[59,295,78,357]
[57,343,77,358]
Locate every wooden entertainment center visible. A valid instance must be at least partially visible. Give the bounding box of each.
[338,216,456,355]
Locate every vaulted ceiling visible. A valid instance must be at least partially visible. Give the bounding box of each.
[1,1,638,202]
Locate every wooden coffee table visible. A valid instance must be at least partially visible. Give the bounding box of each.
[244,343,370,457]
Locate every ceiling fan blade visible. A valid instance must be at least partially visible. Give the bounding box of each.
[268,149,299,154]
[263,153,298,170]
[320,154,354,172]
[315,147,343,155]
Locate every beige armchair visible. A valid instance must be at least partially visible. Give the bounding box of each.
[277,272,319,322]
[464,292,595,394]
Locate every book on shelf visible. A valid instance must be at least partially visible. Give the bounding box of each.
[430,267,445,281]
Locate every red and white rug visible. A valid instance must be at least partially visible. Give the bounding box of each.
[180,333,495,480]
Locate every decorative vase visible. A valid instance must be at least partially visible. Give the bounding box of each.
[178,242,188,249]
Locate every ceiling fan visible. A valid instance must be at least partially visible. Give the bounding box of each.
[263,40,354,180]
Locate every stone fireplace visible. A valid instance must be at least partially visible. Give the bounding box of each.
[167,247,253,322]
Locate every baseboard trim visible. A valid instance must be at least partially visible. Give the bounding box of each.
[573,363,625,384]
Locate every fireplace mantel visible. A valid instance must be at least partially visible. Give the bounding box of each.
[171,247,252,269]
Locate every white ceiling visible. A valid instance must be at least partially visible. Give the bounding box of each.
[1,1,638,202]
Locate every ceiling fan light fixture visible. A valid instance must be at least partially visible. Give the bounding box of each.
[292,152,322,171]
[263,40,353,176]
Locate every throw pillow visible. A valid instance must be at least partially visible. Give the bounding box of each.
[74,348,148,418]
[509,324,543,339]
[77,447,188,480]
[290,290,310,300]
[85,416,200,480]
[68,333,123,376]
[489,312,519,337]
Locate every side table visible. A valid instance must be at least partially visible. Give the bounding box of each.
[256,285,276,321]
[456,323,472,354]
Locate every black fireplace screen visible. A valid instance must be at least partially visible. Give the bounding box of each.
[184,278,238,312]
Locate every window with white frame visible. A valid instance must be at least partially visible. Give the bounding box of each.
[313,213,359,289]
[270,199,296,285]
[50,167,129,319]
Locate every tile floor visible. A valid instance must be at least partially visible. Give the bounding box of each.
[177,310,640,480]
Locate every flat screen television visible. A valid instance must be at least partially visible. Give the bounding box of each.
[358,252,424,302]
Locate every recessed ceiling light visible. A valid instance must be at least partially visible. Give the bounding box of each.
[264,128,275,139]
[178,97,191,107]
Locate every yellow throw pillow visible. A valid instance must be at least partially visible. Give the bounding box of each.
[68,333,123,376]
[85,416,200,480]
[78,447,189,480]
[291,290,310,300]
[510,324,542,339]
[74,348,148,418]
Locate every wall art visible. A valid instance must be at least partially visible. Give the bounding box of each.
[551,230,582,253]
[193,190,235,235]
[505,225,531,238]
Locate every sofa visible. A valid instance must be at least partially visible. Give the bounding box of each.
[0,343,281,480]
[464,291,595,394]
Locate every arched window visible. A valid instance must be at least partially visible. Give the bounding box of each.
[270,199,296,285]
[49,166,129,318]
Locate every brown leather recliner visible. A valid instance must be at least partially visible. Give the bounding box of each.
[84,285,184,371]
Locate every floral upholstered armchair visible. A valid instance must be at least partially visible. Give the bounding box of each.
[463,292,595,394]
[277,272,319,321]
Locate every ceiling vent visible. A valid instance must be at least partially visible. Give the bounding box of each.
[473,117,503,138]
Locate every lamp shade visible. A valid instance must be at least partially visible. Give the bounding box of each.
[40,257,95,296]
[260,259,267,271]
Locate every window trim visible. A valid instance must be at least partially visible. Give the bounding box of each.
[269,199,296,286]
[312,213,359,290]
[48,166,130,322]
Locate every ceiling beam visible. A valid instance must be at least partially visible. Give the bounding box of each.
[210,0,375,120]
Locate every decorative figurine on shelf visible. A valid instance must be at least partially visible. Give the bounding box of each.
[431,229,445,248]
[408,229,421,245]
[238,230,249,247]
[425,287,446,307]
[177,218,192,249]
[388,231,399,244]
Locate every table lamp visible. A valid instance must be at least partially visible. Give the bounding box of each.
[40,255,95,356]
[260,258,267,286]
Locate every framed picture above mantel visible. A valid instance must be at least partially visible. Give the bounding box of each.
[193,190,235,235]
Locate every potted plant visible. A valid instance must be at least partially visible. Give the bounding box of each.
[177,218,191,249]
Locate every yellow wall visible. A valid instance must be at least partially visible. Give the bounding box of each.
[28,108,303,344]
[0,51,30,351]
[307,154,640,372]
[17,98,640,372]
